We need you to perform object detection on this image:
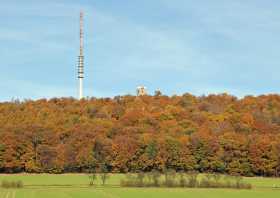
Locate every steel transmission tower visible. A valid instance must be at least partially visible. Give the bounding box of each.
[78,11,84,100]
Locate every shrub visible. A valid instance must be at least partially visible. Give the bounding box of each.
[212,173,222,185]
[233,176,252,189]
[178,171,187,187]
[136,172,145,187]
[223,174,233,188]
[164,169,176,187]
[100,173,110,186]
[199,174,212,188]
[88,173,97,186]
[186,171,198,187]
[119,172,252,189]
[1,180,9,188]
[120,173,138,187]
[147,170,161,187]
[1,180,23,188]
[100,165,110,186]
[198,174,252,189]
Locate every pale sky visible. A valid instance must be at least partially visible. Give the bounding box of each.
[1,0,280,101]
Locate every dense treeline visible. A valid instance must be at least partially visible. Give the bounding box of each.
[0,93,280,176]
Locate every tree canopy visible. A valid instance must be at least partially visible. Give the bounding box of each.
[0,93,280,176]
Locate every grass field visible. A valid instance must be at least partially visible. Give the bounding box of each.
[0,174,280,198]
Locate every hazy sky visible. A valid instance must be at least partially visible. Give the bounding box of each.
[1,0,280,101]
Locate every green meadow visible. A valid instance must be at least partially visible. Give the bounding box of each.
[0,174,280,198]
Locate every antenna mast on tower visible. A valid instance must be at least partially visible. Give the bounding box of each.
[78,11,84,99]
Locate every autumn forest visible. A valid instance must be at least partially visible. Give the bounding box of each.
[0,93,280,176]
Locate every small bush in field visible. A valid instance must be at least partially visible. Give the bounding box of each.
[198,174,252,189]
[147,170,161,187]
[178,171,187,187]
[120,173,138,187]
[186,171,198,187]
[164,169,176,187]
[100,172,110,186]
[120,171,252,189]
[16,180,23,188]
[233,176,252,189]
[1,180,24,188]
[136,172,145,187]
[200,176,211,188]
[212,174,222,184]
[88,173,97,186]
[1,180,9,188]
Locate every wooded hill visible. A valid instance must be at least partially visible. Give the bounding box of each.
[0,93,280,176]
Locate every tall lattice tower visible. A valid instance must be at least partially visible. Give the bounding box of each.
[78,11,84,99]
